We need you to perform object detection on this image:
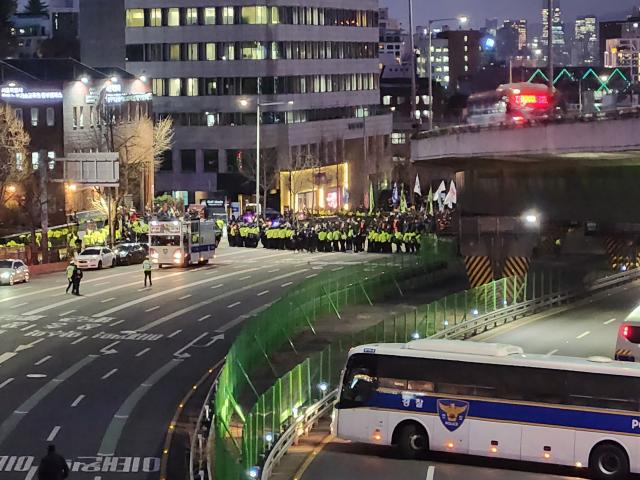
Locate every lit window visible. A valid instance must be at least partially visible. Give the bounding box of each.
[46,107,54,126]
[185,78,199,96]
[167,8,179,26]
[242,6,267,24]
[15,152,23,171]
[187,43,198,61]
[185,8,198,25]
[31,151,39,169]
[30,107,38,127]
[150,8,162,26]
[222,7,234,25]
[72,107,77,129]
[223,43,235,60]
[14,108,23,125]
[206,113,216,127]
[205,43,216,61]
[78,106,84,128]
[126,9,144,27]
[48,151,55,170]
[168,78,182,96]
[152,78,165,96]
[204,7,216,25]
[382,95,391,105]
[169,43,180,61]
[391,132,406,144]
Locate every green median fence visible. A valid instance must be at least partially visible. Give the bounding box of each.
[212,235,457,480]
[239,269,562,479]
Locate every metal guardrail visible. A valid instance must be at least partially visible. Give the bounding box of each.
[414,105,640,140]
[255,267,640,480]
[190,369,222,480]
[431,267,640,341]
[260,390,338,480]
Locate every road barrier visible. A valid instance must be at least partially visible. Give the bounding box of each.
[257,267,640,479]
[207,236,457,480]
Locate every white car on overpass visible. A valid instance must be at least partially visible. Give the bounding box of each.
[75,247,116,270]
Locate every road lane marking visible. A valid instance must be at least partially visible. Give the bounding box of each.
[197,315,211,323]
[93,267,263,317]
[0,378,14,389]
[545,349,559,356]
[20,324,37,331]
[100,297,116,303]
[268,269,280,273]
[145,306,160,312]
[34,356,52,366]
[10,302,28,309]
[306,274,318,278]
[135,269,306,333]
[71,395,85,407]
[136,348,151,357]
[59,310,76,316]
[70,336,88,345]
[257,290,269,297]
[0,352,18,366]
[576,331,591,339]
[93,282,108,287]
[26,374,47,379]
[110,319,125,327]
[25,466,37,480]
[604,318,617,325]
[239,275,251,280]
[426,466,435,480]
[216,300,279,333]
[281,281,293,287]
[210,284,223,289]
[46,426,61,442]
[0,355,97,447]
[97,358,183,456]
[101,369,117,380]
[178,294,192,300]
[227,301,241,309]
[168,330,182,338]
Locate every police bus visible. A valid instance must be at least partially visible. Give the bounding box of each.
[148,218,216,268]
[333,339,640,480]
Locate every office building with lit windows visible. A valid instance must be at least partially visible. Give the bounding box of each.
[79,0,392,209]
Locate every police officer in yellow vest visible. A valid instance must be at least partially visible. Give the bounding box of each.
[143,256,153,287]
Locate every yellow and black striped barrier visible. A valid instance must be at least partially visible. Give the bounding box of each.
[464,256,493,288]
[503,256,531,279]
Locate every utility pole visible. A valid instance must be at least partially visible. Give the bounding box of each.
[38,151,49,264]
[547,0,554,89]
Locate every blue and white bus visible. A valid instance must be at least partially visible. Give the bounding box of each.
[333,339,640,480]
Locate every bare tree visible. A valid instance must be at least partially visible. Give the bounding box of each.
[237,148,280,214]
[287,152,320,212]
[0,104,30,198]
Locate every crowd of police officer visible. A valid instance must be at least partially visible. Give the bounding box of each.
[227,213,430,254]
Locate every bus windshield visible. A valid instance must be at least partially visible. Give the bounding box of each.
[151,235,181,246]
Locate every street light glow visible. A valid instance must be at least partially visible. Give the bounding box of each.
[240,99,249,107]
[80,75,89,84]
[139,75,148,82]
[287,100,294,105]
[7,184,16,194]
[458,15,469,25]
[110,76,119,83]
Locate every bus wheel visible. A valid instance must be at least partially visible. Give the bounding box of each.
[396,423,428,460]
[589,443,629,480]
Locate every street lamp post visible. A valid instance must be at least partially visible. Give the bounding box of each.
[240,86,293,216]
[427,16,468,131]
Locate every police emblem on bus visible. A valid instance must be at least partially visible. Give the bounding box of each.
[437,399,469,432]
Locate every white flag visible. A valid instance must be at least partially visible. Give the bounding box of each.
[433,181,446,201]
[444,181,457,208]
[413,174,422,196]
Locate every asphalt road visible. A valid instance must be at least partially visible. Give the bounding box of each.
[300,282,640,480]
[0,245,371,479]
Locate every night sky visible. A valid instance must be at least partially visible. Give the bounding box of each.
[382,0,640,29]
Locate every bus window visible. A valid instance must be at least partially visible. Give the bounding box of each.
[339,354,377,408]
[151,235,180,246]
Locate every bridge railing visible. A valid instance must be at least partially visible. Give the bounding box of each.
[414,105,640,140]
[210,236,458,480]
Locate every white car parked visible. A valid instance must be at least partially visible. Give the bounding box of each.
[76,247,116,270]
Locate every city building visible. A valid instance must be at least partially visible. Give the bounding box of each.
[0,58,153,216]
[484,18,498,37]
[574,16,598,66]
[414,30,449,88]
[438,29,482,93]
[496,23,520,62]
[10,0,80,58]
[542,0,570,65]
[378,7,409,72]
[604,37,640,81]
[79,0,392,211]
[503,19,527,51]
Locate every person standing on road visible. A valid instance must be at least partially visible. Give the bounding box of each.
[71,264,83,296]
[143,256,153,287]
[37,444,69,480]
[65,261,75,294]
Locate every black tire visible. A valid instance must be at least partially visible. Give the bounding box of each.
[111,259,116,268]
[396,423,428,460]
[589,443,629,480]
[98,260,103,270]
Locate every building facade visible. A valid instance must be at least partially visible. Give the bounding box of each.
[574,16,598,66]
[79,0,392,211]
[542,0,569,65]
